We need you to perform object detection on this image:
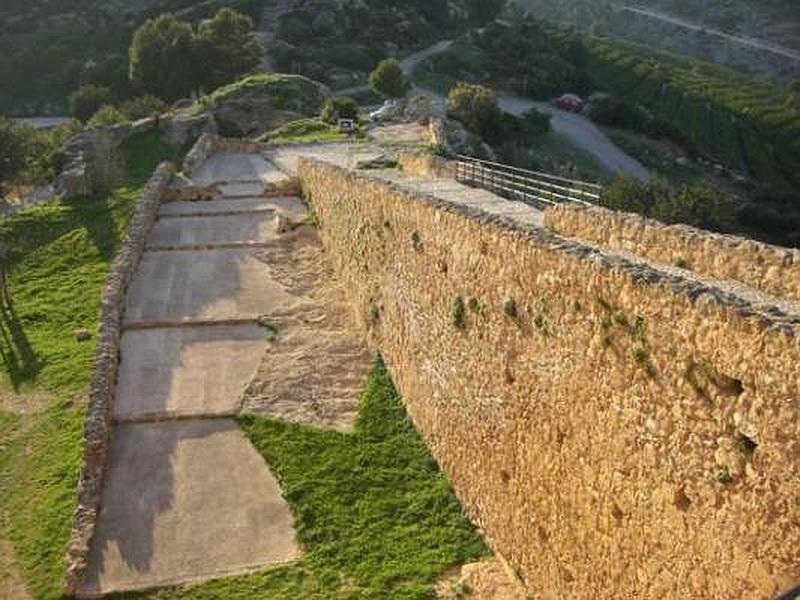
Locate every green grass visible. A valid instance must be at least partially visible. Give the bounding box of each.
[0,400,85,599]
[187,73,327,117]
[116,358,487,600]
[586,35,800,189]
[262,118,357,146]
[0,128,179,599]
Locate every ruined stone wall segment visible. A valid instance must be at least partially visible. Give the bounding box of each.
[64,162,176,595]
[297,157,800,600]
[545,203,800,301]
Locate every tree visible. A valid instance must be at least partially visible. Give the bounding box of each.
[69,84,112,122]
[369,58,409,99]
[129,14,197,101]
[195,8,262,91]
[447,82,502,136]
[320,96,358,124]
[0,118,31,185]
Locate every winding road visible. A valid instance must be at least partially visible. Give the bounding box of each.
[337,40,650,181]
[497,94,651,181]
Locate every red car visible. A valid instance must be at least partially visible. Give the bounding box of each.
[552,93,584,113]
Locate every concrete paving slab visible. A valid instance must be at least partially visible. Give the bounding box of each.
[159,197,308,218]
[124,248,293,325]
[159,198,277,217]
[79,420,300,596]
[147,213,278,248]
[191,153,275,185]
[115,325,268,422]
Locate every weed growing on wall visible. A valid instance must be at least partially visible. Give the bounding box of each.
[451,296,467,330]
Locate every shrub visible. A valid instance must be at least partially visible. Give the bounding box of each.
[651,184,737,231]
[118,95,167,120]
[88,105,129,128]
[0,118,31,185]
[369,58,409,99]
[448,82,502,137]
[520,108,551,137]
[602,176,737,233]
[69,84,112,122]
[320,96,359,124]
[588,95,646,129]
[450,296,466,329]
[600,176,664,214]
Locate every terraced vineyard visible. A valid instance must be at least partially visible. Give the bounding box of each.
[583,36,800,189]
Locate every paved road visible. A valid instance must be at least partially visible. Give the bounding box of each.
[497,94,651,181]
[11,117,70,129]
[336,38,650,181]
[336,40,454,96]
[80,156,303,596]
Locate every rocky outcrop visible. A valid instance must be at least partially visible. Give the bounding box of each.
[160,112,217,148]
[54,119,156,199]
[64,162,176,596]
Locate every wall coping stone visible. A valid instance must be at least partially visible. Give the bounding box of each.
[545,203,800,301]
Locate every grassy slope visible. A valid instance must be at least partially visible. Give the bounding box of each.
[0,129,177,599]
[118,359,487,600]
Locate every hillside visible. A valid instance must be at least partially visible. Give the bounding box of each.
[512,0,800,81]
[0,0,262,114]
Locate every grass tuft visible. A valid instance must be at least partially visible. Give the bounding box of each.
[123,358,487,599]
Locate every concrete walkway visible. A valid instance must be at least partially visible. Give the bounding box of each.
[79,157,304,596]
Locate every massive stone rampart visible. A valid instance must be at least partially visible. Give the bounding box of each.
[545,203,800,302]
[298,158,800,599]
[64,162,175,595]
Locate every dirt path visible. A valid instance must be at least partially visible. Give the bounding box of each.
[0,538,31,600]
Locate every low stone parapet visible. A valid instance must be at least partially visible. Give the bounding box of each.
[64,162,176,595]
[545,203,800,301]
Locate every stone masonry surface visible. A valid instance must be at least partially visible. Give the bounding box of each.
[298,157,800,599]
[545,203,800,302]
[65,162,176,595]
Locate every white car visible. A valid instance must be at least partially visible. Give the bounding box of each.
[369,99,399,122]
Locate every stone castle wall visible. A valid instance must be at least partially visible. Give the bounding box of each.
[298,158,800,599]
[546,203,800,301]
[64,162,176,595]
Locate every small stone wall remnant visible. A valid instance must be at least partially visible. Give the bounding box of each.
[397,151,456,179]
[545,203,800,301]
[64,162,176,595]
[298,157,800,600]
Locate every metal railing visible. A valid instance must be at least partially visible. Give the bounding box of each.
[455,155,603,207]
